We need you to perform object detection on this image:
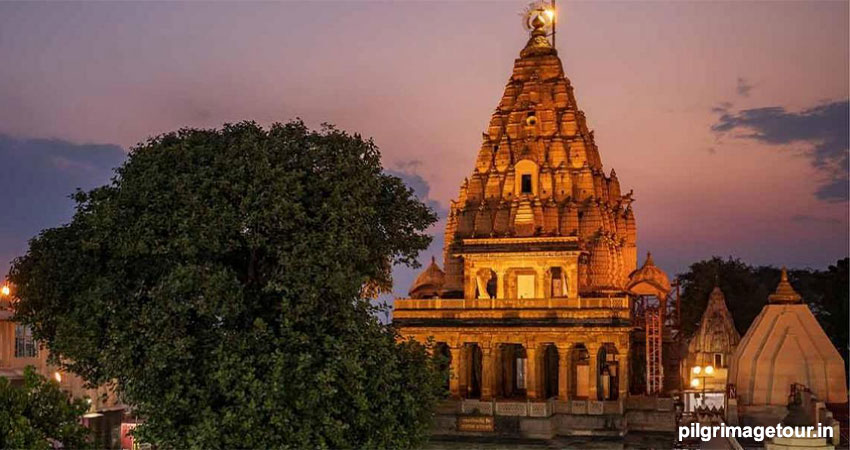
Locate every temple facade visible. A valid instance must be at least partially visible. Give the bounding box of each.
[394,12,638,409]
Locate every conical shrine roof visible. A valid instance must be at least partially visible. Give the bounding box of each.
[688,285,740,354]
[408,257,445,299]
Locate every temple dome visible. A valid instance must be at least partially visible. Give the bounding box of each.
[408,257,445,299]
[626,252,671,297]
[728,268,847,408]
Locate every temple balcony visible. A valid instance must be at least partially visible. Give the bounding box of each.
[393,296,631,326]
[395,296,628,311]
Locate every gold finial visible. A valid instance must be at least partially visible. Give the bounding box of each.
[531,14,546,34]
[520,2,556,57]
[769,266,802,304]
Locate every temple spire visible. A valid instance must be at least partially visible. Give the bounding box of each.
[768,266,802,304]
[521,4,556,58]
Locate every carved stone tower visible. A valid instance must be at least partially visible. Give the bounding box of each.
[395,9,638,415]
[440,12,637,298]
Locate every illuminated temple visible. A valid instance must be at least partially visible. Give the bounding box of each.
[393,11,659,436]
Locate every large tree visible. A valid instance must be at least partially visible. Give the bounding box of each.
[9,121,444,448]
[0,366,93,449]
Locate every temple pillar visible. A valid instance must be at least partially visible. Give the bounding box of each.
[557,343,570,401]
[481,346,495,400]
[536,268,546,298]
[496,269,506,299]
[526,344,539,399]
[458,345,469,397]
[619,345,629,399]
[450,345,462,398]
[587,342,600,400]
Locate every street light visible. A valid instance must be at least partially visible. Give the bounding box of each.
[1,285,9,297]
[691,365,714,409]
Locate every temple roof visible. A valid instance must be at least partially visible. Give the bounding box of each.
[626,252,670,297]
[408,257,445,299]
[768,267,802,304]
[687,286,740,355]
[728,270,847,405]
[440,12,638,295]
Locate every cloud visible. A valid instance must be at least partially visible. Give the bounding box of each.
[711,100,850,202]
[736,77,754,97]
[711,102,733,114]
[385,160,449,219]
[0,134,126,274]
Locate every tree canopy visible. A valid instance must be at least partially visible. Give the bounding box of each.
[0,366,93,449]
[9,121,445,448]
[677,256,849,363]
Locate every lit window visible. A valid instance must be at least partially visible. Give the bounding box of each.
[15,325,37,358]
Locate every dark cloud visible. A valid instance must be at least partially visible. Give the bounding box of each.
[0,135,126,274]
[711,100,850,202]
[711,102,733,114]
[736,77,754,97]
[386,161,448,219]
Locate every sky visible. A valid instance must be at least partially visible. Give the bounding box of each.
[0,1,847,303]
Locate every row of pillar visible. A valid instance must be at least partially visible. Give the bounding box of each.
[446,341,628,401]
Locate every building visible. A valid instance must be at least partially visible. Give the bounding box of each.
[727,268,848,425]
[681,286,740,411]
[0,287,127,447]
[393,8,675,438]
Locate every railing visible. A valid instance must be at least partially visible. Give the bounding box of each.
[395,296,629,310]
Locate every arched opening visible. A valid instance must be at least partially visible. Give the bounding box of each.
[475,269,498,299]
[499,344,527,399]
[464,343,483,399]
[543,344,560,399]
[435,342,452,393]
[597,343,620,400]
[571,344,590,399]
[549,267,568,297]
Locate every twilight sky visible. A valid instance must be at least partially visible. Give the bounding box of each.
[0,1,847,301]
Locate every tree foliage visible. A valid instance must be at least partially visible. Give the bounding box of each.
[9,121,445,448]
[678,256,849,363]
[0,366,93,449]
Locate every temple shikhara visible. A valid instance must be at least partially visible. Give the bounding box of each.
[397,10,635,402]
[394,6,661,437]
[392,3,847,442]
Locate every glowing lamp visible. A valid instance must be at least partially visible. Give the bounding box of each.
[53,372,62,383]
[544,8,555,21]
[705,365,715,375]
[692,366,701,375]
[690,378,700,388]
[1,285,9,297]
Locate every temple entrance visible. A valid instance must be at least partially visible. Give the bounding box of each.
[464,343,483,399]
[498,344,527,398]
[435,343,452,392]
[571,344,590,398]
[542,344,559,399]
[597,343,619,400]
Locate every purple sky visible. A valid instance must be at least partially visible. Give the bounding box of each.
[0,1,847,301]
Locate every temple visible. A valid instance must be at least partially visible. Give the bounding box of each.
[727,268,848,426]
[393,8,662,437]
[680,285,740,411]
